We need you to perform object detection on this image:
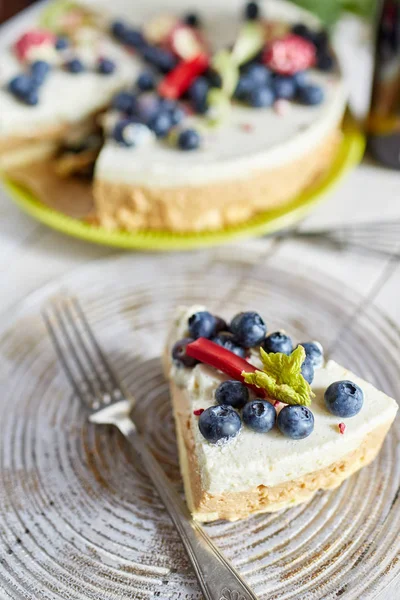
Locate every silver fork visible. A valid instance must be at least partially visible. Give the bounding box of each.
[43,296,258,600]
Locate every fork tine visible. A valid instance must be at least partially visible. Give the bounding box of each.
[44,302,99,403]
[43,308,88,403]
[71,297,123,393]
[61,298,112,395]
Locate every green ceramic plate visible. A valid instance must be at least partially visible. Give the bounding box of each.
[3,116,364,251]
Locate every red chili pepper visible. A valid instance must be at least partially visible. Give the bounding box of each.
[185,338,266,397]
[158,53,209,99]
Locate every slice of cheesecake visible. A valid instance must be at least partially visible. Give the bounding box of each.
[0,6,137,170]
[164,306,398,522]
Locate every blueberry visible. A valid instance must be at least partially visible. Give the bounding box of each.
[24,88,39,106]
[98,58,116,75]
[212,333,247,358]
[188,76,209,114]
[215,380,249,409]
[297,84,324,106]
[245,63,271,86]
[111,20,127,40]
[263,331,293,355]
[136,93,160,121]
[198,405,242,444]
[188,311,216,339]
[30,60,51,85]
[301,357,314,384]
[234,75,253,100]
[178,128,201,150]
[205,69,222,88]
[248,85,275,108]
[278,405,314,439]
[293,70,308,88]
[55,36,69,50]
[147,111,172,138]
[8,74,34,98]
[112,119,138,147]
[324,380,364,418]
[230,311,266,347]
[298,342,324,369]
[65,58,85,73]
[112,91,137,114]
[244,1,260,20]
[243,400,276,432]
[184,12,201,28]
[312,30,329,51]
[273,75,296,100]
[141,44,177,73]
[291,23,312,41]
[169,104,185,125]
[317,52,334,72]
[214,316,228,334]
[172,337,198,368]
[124,28,145,49]
[136,71,155,91]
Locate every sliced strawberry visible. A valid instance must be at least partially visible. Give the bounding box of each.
[14,30,56,62]
[185,338,266,397]
[167,23,208,61]
[158,53,209,99]
[263,33,316,75]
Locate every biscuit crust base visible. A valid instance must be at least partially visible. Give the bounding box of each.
[94,129,341,233]
[169,379,393,522]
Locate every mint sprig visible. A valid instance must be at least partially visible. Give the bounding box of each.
[242,346,315,406]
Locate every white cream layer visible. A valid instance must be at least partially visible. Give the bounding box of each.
[0,32,139,139]
[93,0,347,187]
[167,306,398,494]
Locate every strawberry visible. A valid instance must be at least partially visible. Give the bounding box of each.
[14,29,56,62]
[263,33,316,75]
[167,23,208,61]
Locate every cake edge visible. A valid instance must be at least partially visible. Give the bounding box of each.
[93,128,342,233]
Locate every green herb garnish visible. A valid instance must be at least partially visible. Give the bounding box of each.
[242,346,315,406]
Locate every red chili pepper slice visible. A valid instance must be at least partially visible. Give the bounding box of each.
[158,53,209,99]
[185,337,266,397]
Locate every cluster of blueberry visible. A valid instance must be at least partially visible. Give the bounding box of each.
[172,310,364,444]
[8,59,51,105]
[234,19,335,110]
[234,64,323,108]
[111,75,201,150]
[173,310,320,385]
[111,20,177,74]
[110,16,208,150]
[198,380,315,443]
[7,34,117,106]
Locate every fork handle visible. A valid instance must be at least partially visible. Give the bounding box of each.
[116,415,258,600]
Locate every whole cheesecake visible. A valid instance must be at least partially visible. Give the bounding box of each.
[92,0,347,232]
[0,0,347,231]
[165,306,398,522]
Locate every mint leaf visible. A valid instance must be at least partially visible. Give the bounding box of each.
[242,346,315,406]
